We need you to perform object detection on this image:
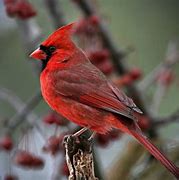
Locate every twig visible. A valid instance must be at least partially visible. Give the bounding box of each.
[138,63,162,91]
[16,19,43,75]
[6,90,42,132]
[153,110,179,128]
[44,0,65,28]
[63,135,98,180]
[149,39,179,115]
[150,83,167,116]
[0,87,44,137]
[0,87,31,113]
[139,39,179,92]
[16,19,42,52]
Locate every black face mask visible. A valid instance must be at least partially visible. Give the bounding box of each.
[39,45,56,71]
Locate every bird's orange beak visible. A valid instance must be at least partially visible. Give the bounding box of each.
[30,48,47,60]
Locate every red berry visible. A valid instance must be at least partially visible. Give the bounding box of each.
[129,68,142,80]
[43,112,68,126]
[4,174,18,180]
[43,136,61,155]
[109,129,121,140]
[43,134,65,155]
[43,113,56,125]
[156,70,174,86]
[88,49,110,64]
[32,156,45,167]
[54,115,69,126]
[138,116,151,130]
[73,19,87,35]
[61,161,69,176]
[3,0,16,5]
[5,4,17,17]
[0,136,13,151]
[96,59,114,75]
[16,1,37,20]
[74,17,98,35]
[96,133,110,147]
[115,74,133,87]
[4,0,36,19]
[89,15,100,25]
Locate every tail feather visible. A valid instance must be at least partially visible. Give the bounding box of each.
[130,130,179,179]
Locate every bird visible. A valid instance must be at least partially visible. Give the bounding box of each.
[30,23,179,178]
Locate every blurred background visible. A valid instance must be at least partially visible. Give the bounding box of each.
[0,0,179,180]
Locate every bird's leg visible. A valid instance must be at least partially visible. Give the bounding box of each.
[72,127,88,137]
[88,132,96,141]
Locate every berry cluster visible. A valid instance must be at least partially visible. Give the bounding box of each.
[3,0,36,19]
[4,174,18,180]
[0,135,13,151]
[73,15,100,36]
[96,129,121,147]
[60,160,70,176]
[74,16,115,76]
[0,136,19,179]
[115,67,142,87]
[43,111,69,126]
[138,115,151,131]
[43,135,64,156]
[13,150,44,169]
[42,111,70,176]
[87,49,114,75]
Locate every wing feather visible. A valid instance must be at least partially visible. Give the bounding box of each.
[53,62,142,120]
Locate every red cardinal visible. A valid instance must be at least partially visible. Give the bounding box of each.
[30,23,179,178]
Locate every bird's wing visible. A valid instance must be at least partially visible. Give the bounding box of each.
[54,62,142,120]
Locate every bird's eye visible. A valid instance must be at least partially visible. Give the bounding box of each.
[49,46,56,52]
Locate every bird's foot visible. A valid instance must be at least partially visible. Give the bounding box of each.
[72,127,89,137]
[88,132,96,141]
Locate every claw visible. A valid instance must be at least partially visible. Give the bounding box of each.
[72,127,89,137]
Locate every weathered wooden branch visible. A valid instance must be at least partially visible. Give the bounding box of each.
[63,135,98,180]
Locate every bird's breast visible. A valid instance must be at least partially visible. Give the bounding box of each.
[40,70,115,134]
[40,70,77,119]
[40,70,61,107]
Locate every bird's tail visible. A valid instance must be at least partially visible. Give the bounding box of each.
[130,130,179,179]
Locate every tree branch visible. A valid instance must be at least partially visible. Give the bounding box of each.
[0,87,44,137]
[139,39,179,92]
[44,0,65,28]
[153,110,179,128]
[6,90,42,132]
